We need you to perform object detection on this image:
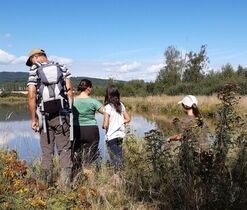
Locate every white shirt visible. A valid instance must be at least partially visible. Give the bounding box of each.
[104,103,126,141]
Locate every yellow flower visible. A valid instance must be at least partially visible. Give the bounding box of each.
[13,179,23,189]
[1,202,12,210]
[3,167,15,178]
[28,197,46,208]
[66,191,77,200]
[16,187,29,194]
[3,154,14,163]
[3,151,17,163]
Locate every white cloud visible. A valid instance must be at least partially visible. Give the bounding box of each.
[0,121,39,148]
[102,61,142,73]
[101,61,144,77]
[119,61,141,73]
[102,61,123,66]
[70,60,109,79]
[0,49,16,64]
[3,33,11,38]
[0,49,163,81]
[11,56,27,64]
[95,60,162,81]
[0,33,11,40]
[0,49,75,72]
[0,49,74,66]
[99,48,154,60]
[147,63,164,73]
[48,56,73,65]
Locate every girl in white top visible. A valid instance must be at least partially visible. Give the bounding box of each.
[102,85,131,168]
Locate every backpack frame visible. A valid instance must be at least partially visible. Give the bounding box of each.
[34,62,73,140]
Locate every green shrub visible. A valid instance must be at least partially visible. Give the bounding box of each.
[123,83,247,209]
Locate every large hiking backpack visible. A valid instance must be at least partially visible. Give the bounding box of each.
[36,62,69,115]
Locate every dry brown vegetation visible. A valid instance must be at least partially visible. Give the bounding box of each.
[0,96,27,105]
[122,95,247,115]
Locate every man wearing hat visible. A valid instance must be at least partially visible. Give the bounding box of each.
[26,48,73,191]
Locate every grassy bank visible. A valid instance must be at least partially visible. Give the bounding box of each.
[0,95,27,105]
[0,148,156,210]
[1,94,246,115]
[122,95,247,116]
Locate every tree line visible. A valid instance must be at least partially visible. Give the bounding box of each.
[115,45,246,96]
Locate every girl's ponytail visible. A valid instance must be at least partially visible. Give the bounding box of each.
[192,104,203,127]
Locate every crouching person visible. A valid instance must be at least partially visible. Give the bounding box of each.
[26,48,73,191]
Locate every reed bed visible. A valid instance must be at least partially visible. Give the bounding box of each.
[122,95,247,115]
[1,94,246,113]
[0,96,27,105]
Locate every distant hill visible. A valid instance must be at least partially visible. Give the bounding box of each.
[0,72,28,83]
[72,76,120,87]
[0,71,124,86]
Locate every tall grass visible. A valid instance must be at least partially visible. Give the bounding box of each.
[123,84,247,209]
[0,94,27,105]
[122,95,247,116]
[0,149,156,209]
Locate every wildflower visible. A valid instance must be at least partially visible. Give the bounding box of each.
[28,196,46,208]
[83,168,94,179]
[1,202,12,210]
[3,166,15,178]
[3,153,14,163]
[12,179,24,190]
[79,186,87,202]
[66,191,77,200]
[16,187,29,194]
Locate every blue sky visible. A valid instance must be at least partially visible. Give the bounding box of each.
[0,0,247,81]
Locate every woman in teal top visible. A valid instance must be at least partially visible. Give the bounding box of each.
[73,79,104,170]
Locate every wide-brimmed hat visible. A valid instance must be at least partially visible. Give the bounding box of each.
[26,48,46,66]
[178,95,198,107]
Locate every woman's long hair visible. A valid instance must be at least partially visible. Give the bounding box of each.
[182,103,204,127]
[77,79,92,92]
[104,85,122,114]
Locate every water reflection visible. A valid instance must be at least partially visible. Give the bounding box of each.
[0,105,158,161]
[138,112,177,135]
[0,104,217,162]
[0,104,29,121]
[0,121,40,161]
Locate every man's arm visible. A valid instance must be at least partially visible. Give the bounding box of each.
[65,79,73,98]
[28,84,38,130]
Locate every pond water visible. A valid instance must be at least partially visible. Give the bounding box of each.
[0,104,160,162]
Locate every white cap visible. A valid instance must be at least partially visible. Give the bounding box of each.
[178,95,198,107]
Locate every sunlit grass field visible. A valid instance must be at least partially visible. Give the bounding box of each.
[1,94,246,114]
[0,96,27,105]
[122,95,247,115]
